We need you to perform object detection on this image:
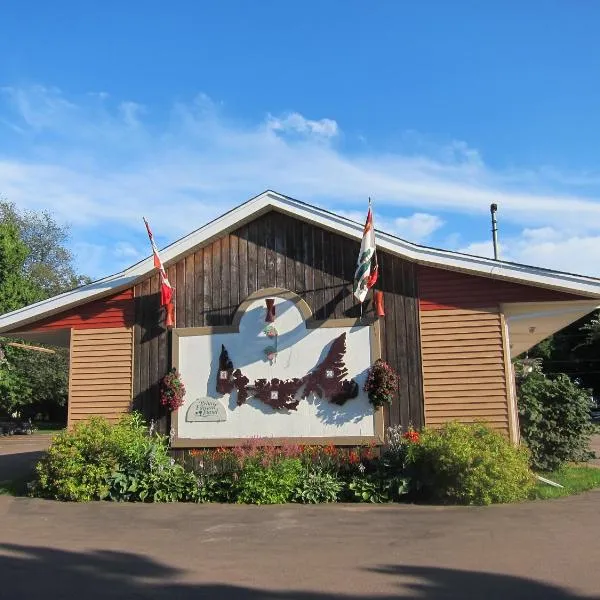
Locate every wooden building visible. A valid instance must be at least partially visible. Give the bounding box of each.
[1,191,599,446]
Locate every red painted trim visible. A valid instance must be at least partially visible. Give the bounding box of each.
[19,289,135,331]
[418,266,584,311]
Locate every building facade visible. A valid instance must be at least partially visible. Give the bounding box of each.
[1,191,598,446]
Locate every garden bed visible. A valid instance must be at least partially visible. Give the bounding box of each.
[27,414,537,506]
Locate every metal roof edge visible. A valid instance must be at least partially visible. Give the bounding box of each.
[1,189,600,332]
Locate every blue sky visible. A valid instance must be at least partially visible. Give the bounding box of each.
[2,1,600,279]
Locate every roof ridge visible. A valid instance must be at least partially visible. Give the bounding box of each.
[0,189,599,332]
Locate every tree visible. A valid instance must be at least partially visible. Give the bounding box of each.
[0,221,44,313]
[517,369,593,471]
[0,201,90,297]
[0,202,88,420]
[0,344,69,420]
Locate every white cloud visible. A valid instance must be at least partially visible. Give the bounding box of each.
[265,112,339,138]
[336,209,443,242]
[72,240,146,279]
[114,241,142,259]
[1,85,76,130]
[118,101,145,128]
[391,213,444,242]
[2,85,600,277]
[460,228,600,276]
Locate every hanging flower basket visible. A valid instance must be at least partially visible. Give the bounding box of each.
[364,359,399,409]
[160,368,186,412]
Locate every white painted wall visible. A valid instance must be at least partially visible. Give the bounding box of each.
[176,296,375,440]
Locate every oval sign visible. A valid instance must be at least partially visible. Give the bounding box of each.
[186,397,227,422]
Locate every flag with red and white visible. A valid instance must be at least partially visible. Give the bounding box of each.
[143,217,173,307]
[353,201,378,302]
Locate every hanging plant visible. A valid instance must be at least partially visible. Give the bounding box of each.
[160,368,186,411]
[364,359,399,409]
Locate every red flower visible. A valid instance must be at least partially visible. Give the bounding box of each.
[402,430,420,443]
[361,448,374,461]
[348,450,360,464]
[324,444,337,457]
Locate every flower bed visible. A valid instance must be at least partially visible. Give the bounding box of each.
[29,414,535,506]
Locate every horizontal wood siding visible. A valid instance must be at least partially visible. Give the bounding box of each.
[420,308,510,435]
[20,289,135,331]
[68,327,134,427]
[134,210,424,431]
[418,266,582,311]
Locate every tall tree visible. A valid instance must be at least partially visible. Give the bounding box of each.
[0,202,89,420]
[0,220,43,312]
[0,201,90,297]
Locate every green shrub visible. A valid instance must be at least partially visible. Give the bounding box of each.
[408,422,534,505]
[32,416,118,501]
[196,474,239,503]
[518,371,594,471]
[294,468,344,503]
[236,458,303,505]
[347,474,390,503]
[30,413,198,502]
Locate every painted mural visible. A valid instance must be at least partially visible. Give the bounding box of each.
[173,294,379,443]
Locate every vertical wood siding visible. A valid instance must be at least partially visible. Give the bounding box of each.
[19,289,135,332]
[68,327,134,427]
[420,308,510,435]
[134,210,424,430]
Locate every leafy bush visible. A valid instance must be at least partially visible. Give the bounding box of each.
[407,422,534,505]
[294,468,344,503]
[518,371,594,471]
[32,420,538,506]
[31,413,198,502]
[347,474,390,503]
[236,458,303,505]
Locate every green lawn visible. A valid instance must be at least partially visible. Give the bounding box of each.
[530,465,600,500]
[33,422,65,434]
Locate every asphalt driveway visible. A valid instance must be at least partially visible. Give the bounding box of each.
[1,434,599,599]
[1,490,599,599]
[0,434,52,487]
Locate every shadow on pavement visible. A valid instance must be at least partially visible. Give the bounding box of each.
[0,451,44,492]
[0,544,587,599]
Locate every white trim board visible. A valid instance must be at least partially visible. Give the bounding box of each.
[503,300,600,357]
[2,189,600,333]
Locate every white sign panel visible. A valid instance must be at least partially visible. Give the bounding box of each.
[175,296,376,441]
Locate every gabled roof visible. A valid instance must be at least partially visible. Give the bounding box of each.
[1,189,600,333]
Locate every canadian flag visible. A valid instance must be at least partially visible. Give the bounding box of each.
[143,218,174,308]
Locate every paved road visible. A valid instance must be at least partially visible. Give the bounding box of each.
[0,434,53,492]
[1,490,599,598]
[1,435,599,599]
